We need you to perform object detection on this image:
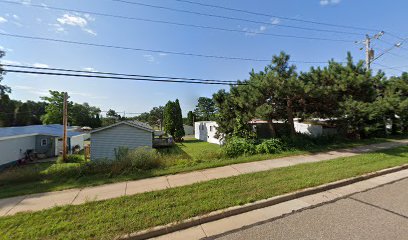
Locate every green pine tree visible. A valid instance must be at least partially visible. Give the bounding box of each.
[163,101,176,136]
[173,99,185,140]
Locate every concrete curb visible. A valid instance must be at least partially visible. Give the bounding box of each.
[117,164,408,240]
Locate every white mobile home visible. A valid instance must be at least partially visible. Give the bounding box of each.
[194,121,223,145]
[90,121,154,160]
[0,124,88,168]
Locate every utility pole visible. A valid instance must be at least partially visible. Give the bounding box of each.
[62,92,68,162]
[356,31,384,71]
[365,34,372,71]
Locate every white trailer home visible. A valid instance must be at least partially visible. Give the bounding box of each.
[194,121,223,145]
[0,124,87,168]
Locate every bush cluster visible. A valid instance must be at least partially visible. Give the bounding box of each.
[57,154,85,164]
[222,137,257,157]
[256,139,286,154]
[223,134,343,158]
[223,137,289,157]
[84,147,162,175]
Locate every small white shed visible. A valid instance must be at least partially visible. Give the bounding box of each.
[90,121,154,160]
[194,121,223,145]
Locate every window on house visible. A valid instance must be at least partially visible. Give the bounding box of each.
[210,126,213,132]
[41,139,47,146]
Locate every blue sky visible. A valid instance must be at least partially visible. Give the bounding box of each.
[1,0,408,117]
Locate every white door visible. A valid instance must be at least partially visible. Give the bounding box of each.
[55,138,63,156]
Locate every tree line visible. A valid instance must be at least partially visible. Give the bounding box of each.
[213,52,408,140]
[0,89,103,128]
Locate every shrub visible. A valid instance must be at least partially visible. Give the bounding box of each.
[126,147,162,170]
[57,154,86,164]
[114,147,130,161]
[256,138,286,154]
[281,134,319,149]
[81,159,115,176]
[84,147,162,175]
[223,137,256,157]
[280,134,344,150]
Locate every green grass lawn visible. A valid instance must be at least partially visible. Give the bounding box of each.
[0,136,398,199]
[1,146,408,240]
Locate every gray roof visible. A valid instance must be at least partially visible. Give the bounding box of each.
[91,121,154,134]
[0,124,84,139]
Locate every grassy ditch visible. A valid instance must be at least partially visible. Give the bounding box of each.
[0,137,397,199]
[1,146,408,240]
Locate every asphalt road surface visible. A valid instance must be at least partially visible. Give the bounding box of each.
[213,178,408,240]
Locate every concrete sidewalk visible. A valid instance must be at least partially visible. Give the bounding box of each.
[1,140,407,216]
[152,169,408,240]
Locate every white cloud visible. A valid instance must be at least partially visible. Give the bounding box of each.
[158,53,168,56]
[83,14,95,22]
[83,67,97,72]
[32,63,49,68]
[241,18,280,37]
[143,54,155,62]
[271,18,280,25]
[0,45,13,52]
[54,13,97,36]
[83,28,97,36]
[57,14,87,27]
[20,0,31,5]
[49,23,66,33]
[0,17,7,24]
[320,0,341,6]
[1,60,21,65]
[4,13,23,27]
[243,25,268,36]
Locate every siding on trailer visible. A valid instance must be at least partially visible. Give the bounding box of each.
[90,124,152,160]
[0,135,36,166]
[35,135,56,158]
[194,121,223,145]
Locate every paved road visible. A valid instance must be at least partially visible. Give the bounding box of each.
[214,178,408,240]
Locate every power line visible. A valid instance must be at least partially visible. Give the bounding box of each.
[373,47,408,60]
[2,64,237,83]
[3,69,246,85]
[371,45,401,63]
[373,63,406,73]
[113,0,380,33]
[378,38,408,51]
[0,33,345,63]
[0,0,364,37]
[385,32,406,41]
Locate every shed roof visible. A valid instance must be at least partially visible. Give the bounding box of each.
[0,124,84,140]
[91,121,154,134]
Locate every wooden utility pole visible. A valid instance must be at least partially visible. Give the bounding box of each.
[356,31,384,71]
[62,92,68,162]
[365,34,372,71]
